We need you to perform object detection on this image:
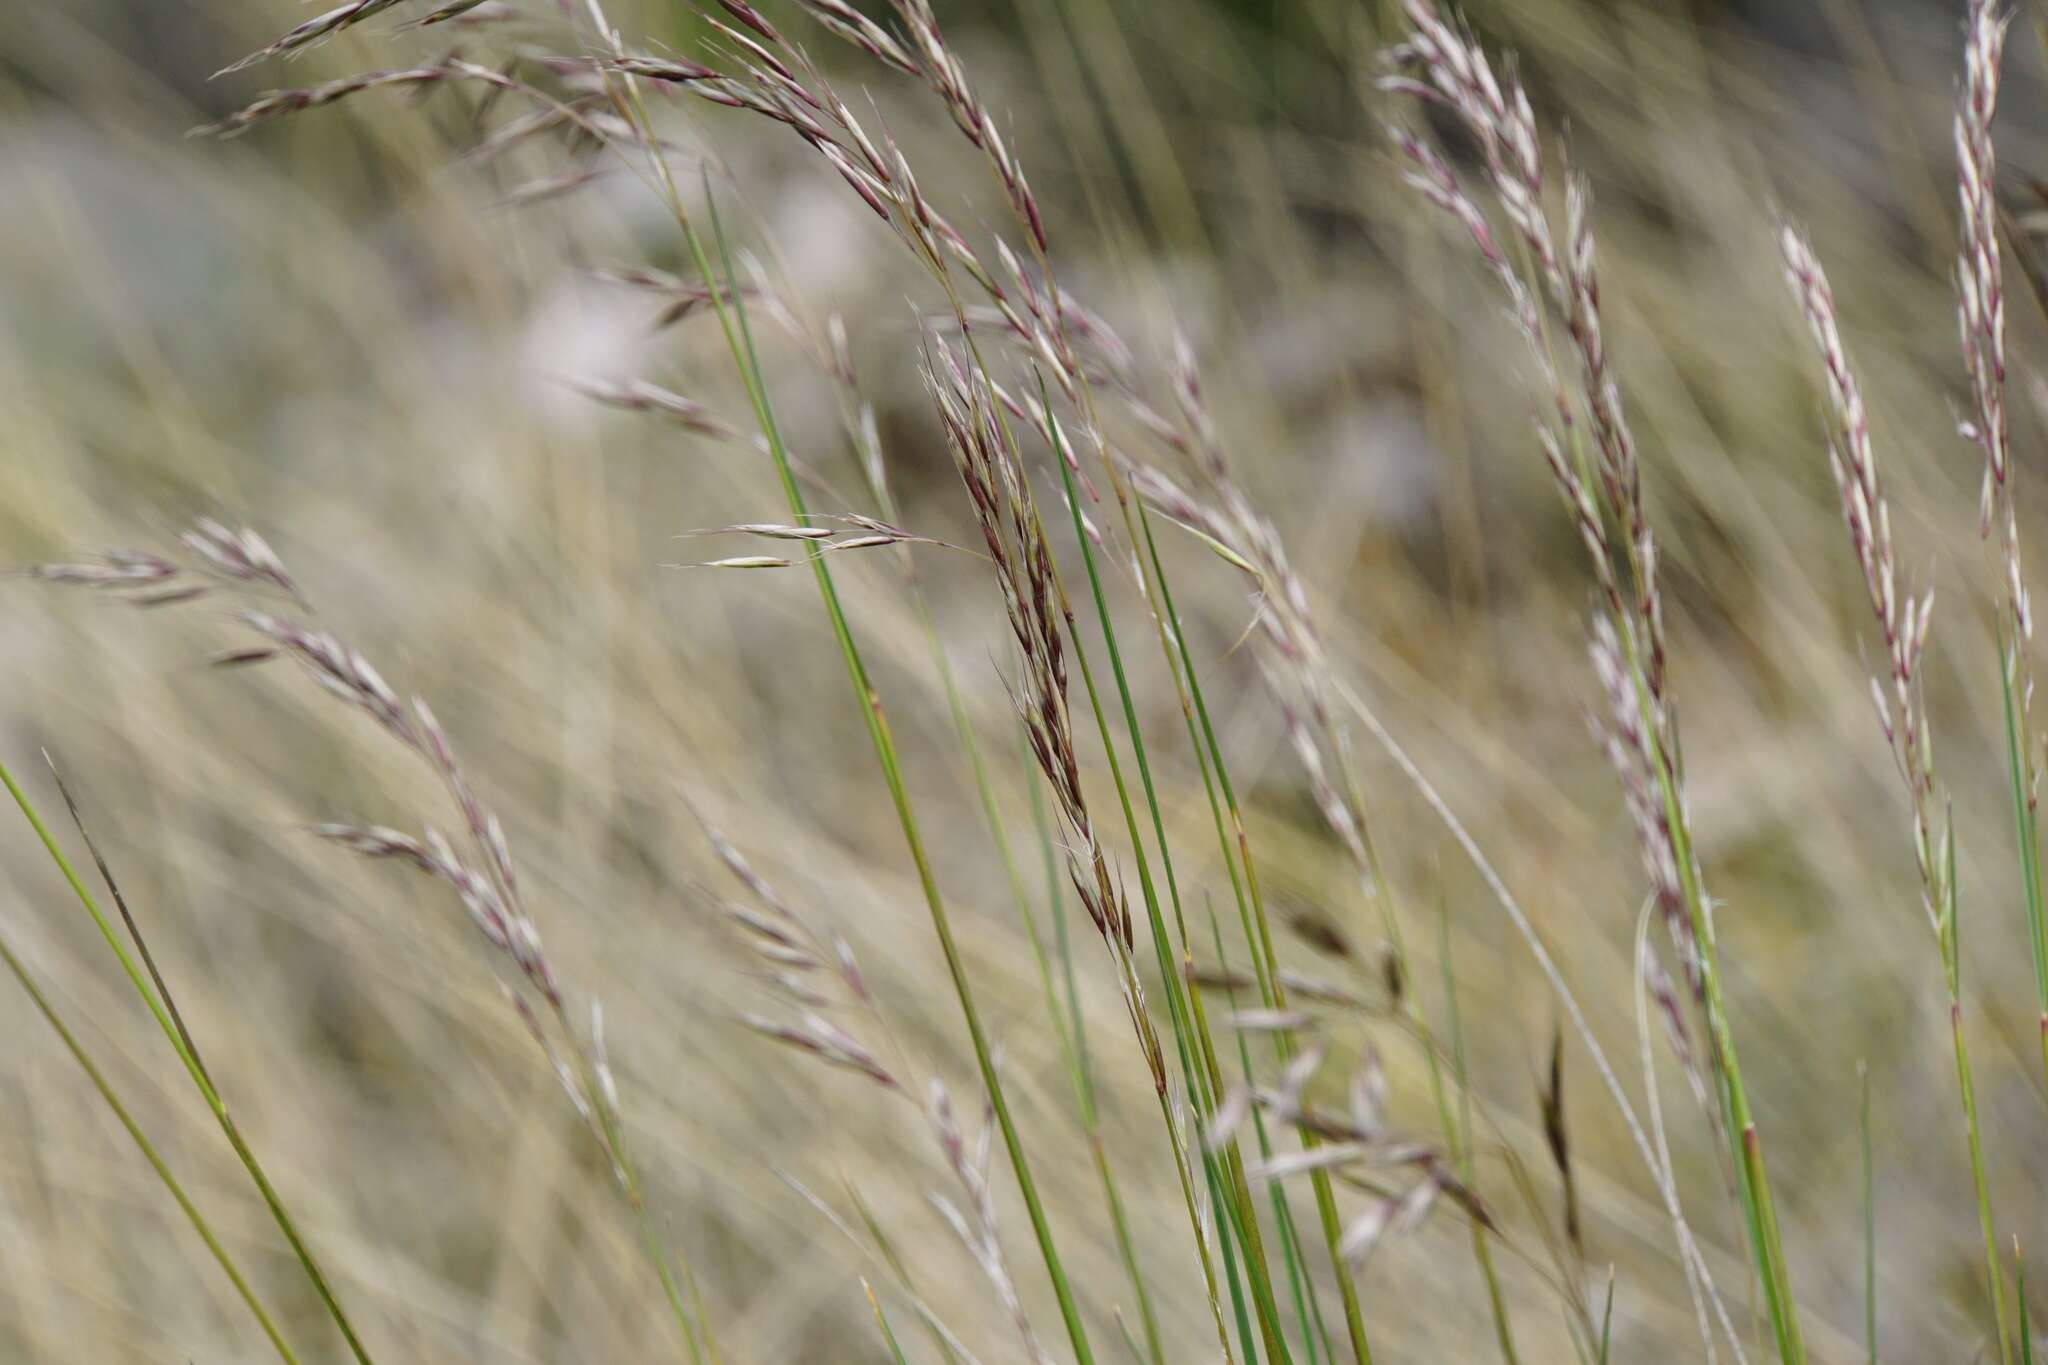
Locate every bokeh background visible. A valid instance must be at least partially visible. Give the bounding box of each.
[4,0,2046,1359]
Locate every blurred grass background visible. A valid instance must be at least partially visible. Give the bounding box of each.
[4,0,2046,1359]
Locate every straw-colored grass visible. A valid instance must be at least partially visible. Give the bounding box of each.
[6,0,2048,1360]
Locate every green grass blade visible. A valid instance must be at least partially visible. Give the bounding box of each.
[1995,629,2048,1087]
[1934,821,2015,1365]
[2018,1239,2033,1365]
[1130,501,1372,1365]
[1862,1062,1875,1365]
[861,1279,914,1365]
[1,758,374,1363]
[1048,413,1292,1364]
[1438,893,1520,1364]
[694,185,1096,1365]
[0,925,302,1364]
[1015,747,1165,1365]
[1207,902,1327,1365]
[1598,1269,1616,1365]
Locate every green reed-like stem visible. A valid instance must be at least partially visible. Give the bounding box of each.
[1940,845,2016,1365]
[1134,485,1511,1360]
[0,922,302,1364]
[1435,895,1519,1365]
[1208,902,1331,1365]
[1632,633,1804,1365]
[1532,328,1804,1359]
[2016,1240,2034,1365]
[1,758,374,1364]
[685,187,1099,1365]
[926,594,1167,1365]
[1995,631,2048,1091]
[863,1278,914,1365]
[1131,498,1379,1363]
[1011,742,1166,1365]
[1051,429,1295,1365]
[1861,1063,1875,1365]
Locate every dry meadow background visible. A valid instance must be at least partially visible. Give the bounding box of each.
[3,0,2045,1360]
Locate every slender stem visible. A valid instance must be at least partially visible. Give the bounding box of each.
[1,759,374,1364]
[2016,1239,2034,1365]
[1436,896,1518,1365]
[1949,982,2015,1365]
[590,39,1093,1352]
[684,182,1099,1364]
[1995,631,2048,1092]
[862,1279,914,1365]
[1014,745,1166,1364]
[573,1029,709,1365]
[1584,443,1802,1363]
[926,569,1165,1362]
[1209,903,1330,1365]
[1861,1063,1875,1365]
[1053,438,1293,1365]
[1130,503,1374,1364]
[45,755,213,1083]
[0,926,302,1364]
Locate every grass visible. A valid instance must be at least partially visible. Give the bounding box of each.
[1,756,375,1362]
[7,0,2048,1360]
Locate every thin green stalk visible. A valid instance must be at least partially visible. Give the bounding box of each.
[1944,844,2015,1365]
[964,373,1254,1364]
[582,1046,710,1365]
[599,35,1085,1348]
[942,671,1166,1365]
[1034,788,1216,1365]
[1501,209,1792,1351]
[1130,507,1372,1365]
[2017,1240,2034,1365]
[1439,900,1477,1193]
[1649,704,1803,1365]
[1437,897,1519,1365]
[1914,813,2014,1365]
[1952,1002,2012,1364]
[46,756,213,1084]
[1032,770,1177,1364]
[1,759,374,1364]
[1211,1154,1265,1365]
[1571,419,1802,1362]
[845,1182,963,1365]
[830,84,1220,1350]
[1501,151,1802,1364]
[684,184,1097,1365]
[1597,1271,1615,1364]
[0,927,301,1365]
[1061,504,1273,1364]
[1136,488,1506,1359]
[1137,508,1338,1364]
[1033,758,1096,1114]
[1051,436,1293,1365]
[951,21,1359,1339]
[1995,631,2048,1090]
[1861,1063,1875,1365]
[1209,903,1330,1365]
[999,758,1166,1365]
[862,1279,914,1365]
[970,115,1294,1362]
[1017,746,1165,1365]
